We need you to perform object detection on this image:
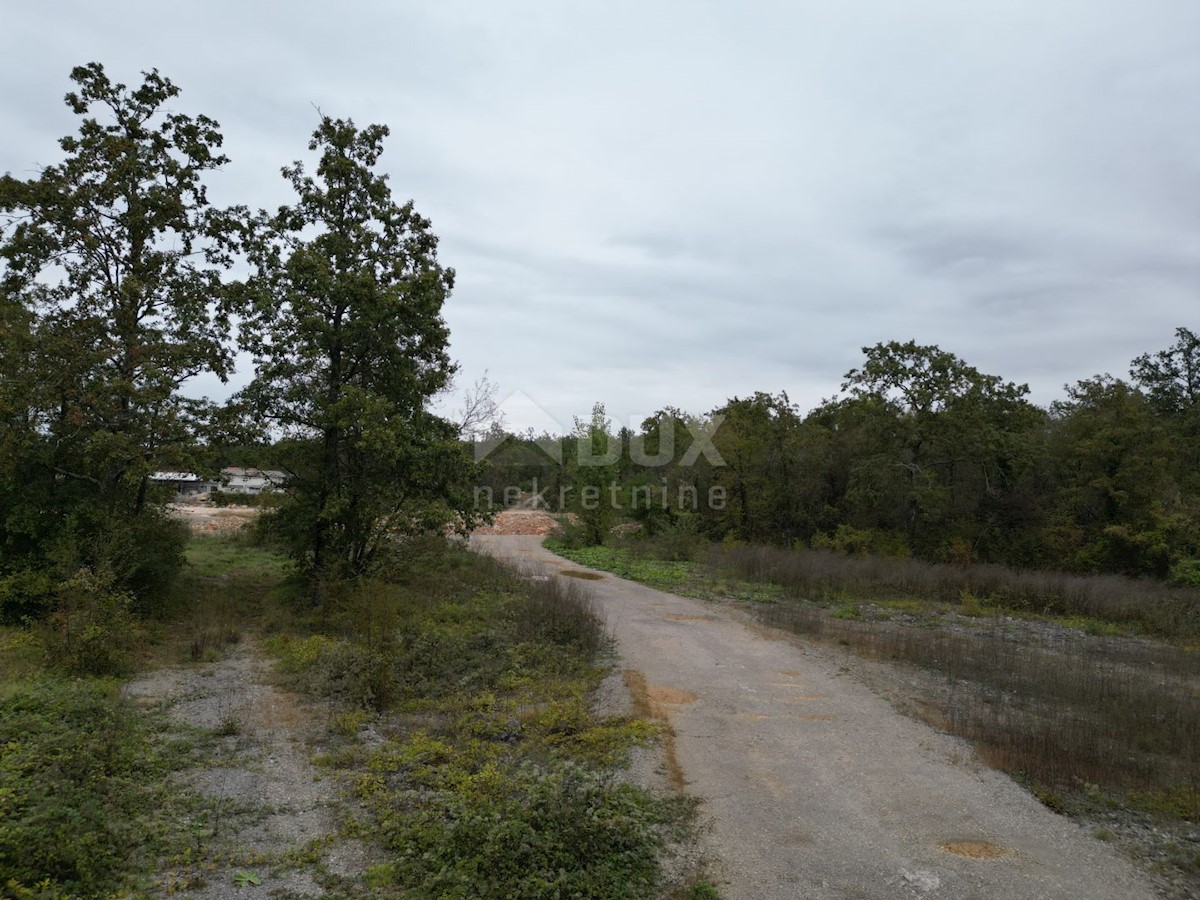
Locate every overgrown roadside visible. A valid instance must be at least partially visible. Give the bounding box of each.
[2,531,714,898]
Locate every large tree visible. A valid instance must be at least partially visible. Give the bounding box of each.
[0,63,236,614]
[834,341,1045,560]
[240,117,477,580]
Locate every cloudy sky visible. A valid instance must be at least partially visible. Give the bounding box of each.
[3,1,1198,431]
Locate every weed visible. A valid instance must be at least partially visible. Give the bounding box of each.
[256,541,702,896]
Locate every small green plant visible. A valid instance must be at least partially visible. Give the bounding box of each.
[233,869,263,887]
[40,568,142,677]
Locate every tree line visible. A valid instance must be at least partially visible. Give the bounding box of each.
[0,63,478,621]
[481,331,1200,583]
[3,63,1195,630]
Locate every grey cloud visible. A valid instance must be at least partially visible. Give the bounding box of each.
[2,0,1198,429]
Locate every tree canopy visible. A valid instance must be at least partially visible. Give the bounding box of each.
[238,116,478,580]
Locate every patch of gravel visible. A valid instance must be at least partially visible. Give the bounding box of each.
[125,642,379,898]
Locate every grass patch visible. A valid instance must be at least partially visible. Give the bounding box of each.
[182,533,292,582]
[546,541,696,592]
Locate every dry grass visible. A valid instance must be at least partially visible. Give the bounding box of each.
[712,544,1200,638]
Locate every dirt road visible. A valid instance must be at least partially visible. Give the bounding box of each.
[471,534,1159,900]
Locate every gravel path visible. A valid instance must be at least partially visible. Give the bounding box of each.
[125,643,370,898]
[471,534,1160,900]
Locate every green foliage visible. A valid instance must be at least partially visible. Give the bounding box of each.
[267,561,605,711]
[1169,559,1200,588]
[361,759,685,898]
[569,403,620,546]
[260,542,694,896]
[811,524,911,558]
[0,679,175,894]
[40,570,142,677]
[238,116,479,581]
[0,62,229,618]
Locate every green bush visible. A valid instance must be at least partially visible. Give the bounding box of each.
[366,761,683,898]
[41,569,142,677]
[551,515,595,550]
[1169,559,1200,588]
[811,524,911,558]
[0,680,166,894]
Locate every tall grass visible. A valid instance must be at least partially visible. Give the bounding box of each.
[713,543,1200,638]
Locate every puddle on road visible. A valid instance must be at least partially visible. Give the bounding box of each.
[938,840,1009,859]
[660,613,717,622]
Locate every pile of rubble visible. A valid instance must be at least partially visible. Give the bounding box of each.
[471,509,561,536]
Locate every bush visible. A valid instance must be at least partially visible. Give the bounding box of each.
[41,569,142,677]
[628,514,705,562]
[0,680,165,894]
[551,515,594,550]
[1169,558,1200,588]
[370,762,681,898]
[0,507,187,624]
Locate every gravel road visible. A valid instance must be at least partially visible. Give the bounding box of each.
[471,533,1160,900]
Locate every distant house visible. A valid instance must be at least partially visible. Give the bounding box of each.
[149,467,290,498]
[149,471,214,496]
[219,467,290,495]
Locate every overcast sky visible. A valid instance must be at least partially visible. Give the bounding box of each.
[3,1,1198,432]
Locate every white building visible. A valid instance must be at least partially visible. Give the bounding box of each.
[219,467,290,495]
[149,467,290,497]
[149,471,214,496]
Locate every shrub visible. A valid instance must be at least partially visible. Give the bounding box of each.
[0,680,165,893]
[551,515,594,550]
[368,760,683,898]
[1169,559,1200,588]
[40,569,142,677]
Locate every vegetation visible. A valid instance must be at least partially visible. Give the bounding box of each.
[486,333,1200,584]
[0,63,234,622]
[263,539,700,897]
[237,116,480,584]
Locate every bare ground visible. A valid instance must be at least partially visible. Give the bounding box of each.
[125,642,375,898]
[167,503,260,535]
[472,533,1162,900]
